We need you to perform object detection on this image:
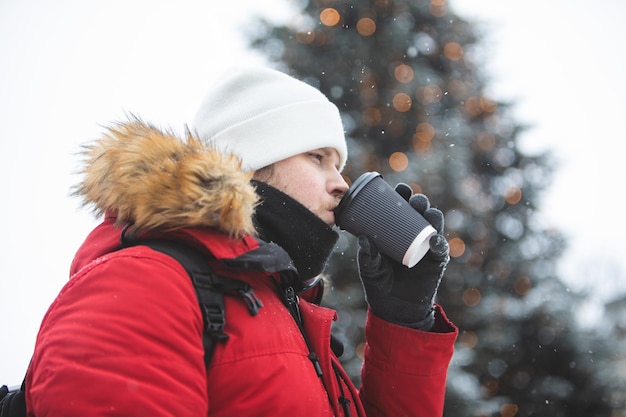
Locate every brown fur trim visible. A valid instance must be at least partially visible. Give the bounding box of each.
[73,118,258,237]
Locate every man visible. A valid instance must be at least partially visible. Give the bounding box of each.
[26,67,457,416]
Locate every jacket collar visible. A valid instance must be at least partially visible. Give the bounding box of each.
[252,181,338,285]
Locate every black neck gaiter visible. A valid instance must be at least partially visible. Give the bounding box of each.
[251,181,338,285]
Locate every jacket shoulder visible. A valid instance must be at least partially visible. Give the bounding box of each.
[28,246,209,416]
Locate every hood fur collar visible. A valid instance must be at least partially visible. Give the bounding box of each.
[73,118,258,237]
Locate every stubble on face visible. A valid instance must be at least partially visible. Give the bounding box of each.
[252,149,346,226]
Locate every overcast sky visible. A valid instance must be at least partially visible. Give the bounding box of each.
[1,0,625,384]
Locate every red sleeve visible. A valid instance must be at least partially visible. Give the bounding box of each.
[359,305,457,417]
[27,248,208,417]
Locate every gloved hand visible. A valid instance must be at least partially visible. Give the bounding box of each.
[357,183,450,331]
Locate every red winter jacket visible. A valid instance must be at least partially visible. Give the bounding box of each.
[26,120,457,416]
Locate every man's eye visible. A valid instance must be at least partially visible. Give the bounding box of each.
[309,153,323,162]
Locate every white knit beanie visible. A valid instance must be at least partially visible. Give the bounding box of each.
[191,67,347,172]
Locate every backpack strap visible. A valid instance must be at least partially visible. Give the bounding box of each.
[126,240,263,368]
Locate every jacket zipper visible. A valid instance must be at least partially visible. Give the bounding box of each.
[283,285,356,417]
[284,286,323,377]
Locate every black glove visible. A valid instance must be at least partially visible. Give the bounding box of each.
[357,183,449,331]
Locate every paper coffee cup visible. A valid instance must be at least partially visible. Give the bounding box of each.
[334,172,437,268]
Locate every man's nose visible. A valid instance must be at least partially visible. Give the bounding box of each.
[331,172,349,198]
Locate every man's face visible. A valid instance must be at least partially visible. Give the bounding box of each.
[261,147,349,226]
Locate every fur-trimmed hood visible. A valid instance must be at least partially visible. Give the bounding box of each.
[73,118,258,237]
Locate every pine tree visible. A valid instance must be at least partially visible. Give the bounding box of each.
[249,0,615,415]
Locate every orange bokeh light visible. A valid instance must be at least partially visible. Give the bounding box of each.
[414,122,435,142]
[320,8,341,26]
[476,131,496,151]
[505,186,522,205]
[389,152,409,172]
[501,404,519,417]
[514,276,532,296]
[443,42,463,61]
[392,93,412,112]
[418,84,443,104]
[394,64,414,83]
[449,237,466,257]
[412,122,435,153]
[429,0,447,17]
[356,17,376,36]
[462,287,481,307]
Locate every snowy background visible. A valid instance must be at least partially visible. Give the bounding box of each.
[1,0,625,384]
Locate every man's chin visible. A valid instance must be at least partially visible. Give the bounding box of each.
[323,212,336,227]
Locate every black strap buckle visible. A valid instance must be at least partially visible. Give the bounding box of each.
[201,304,228,340]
